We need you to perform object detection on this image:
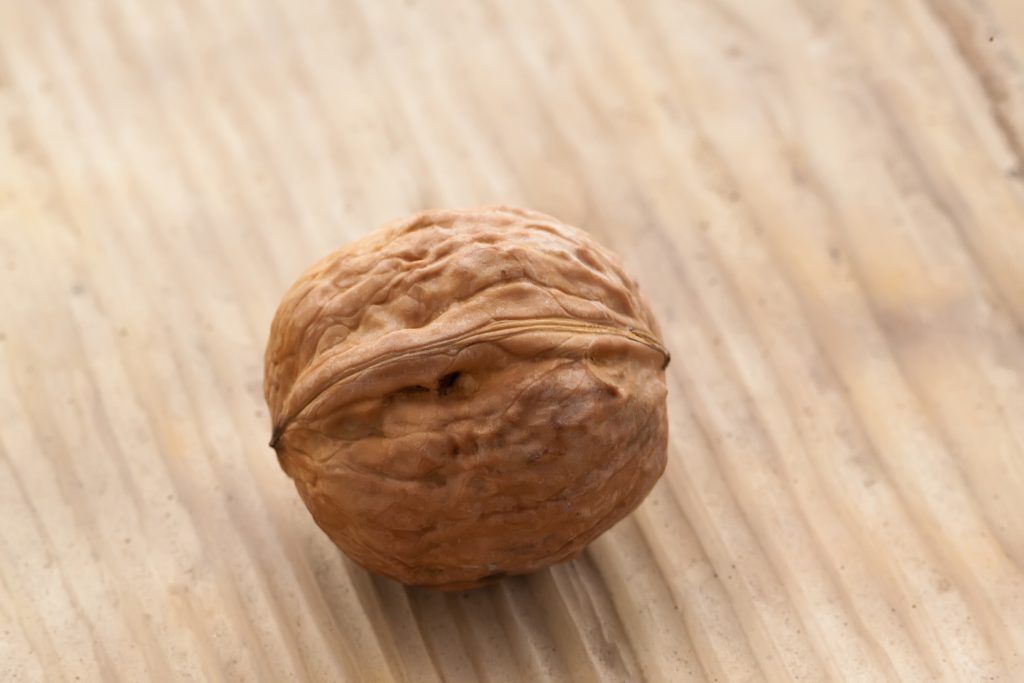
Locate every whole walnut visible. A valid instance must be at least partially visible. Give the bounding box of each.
[264,207,669,591]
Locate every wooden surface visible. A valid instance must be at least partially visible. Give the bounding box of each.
[2,0,1024,680]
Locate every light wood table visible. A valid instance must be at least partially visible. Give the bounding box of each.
[2,1,1023,680]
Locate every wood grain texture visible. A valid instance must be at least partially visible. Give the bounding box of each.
[1,0,1022,681]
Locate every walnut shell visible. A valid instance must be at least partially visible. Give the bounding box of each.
[264,207,669,591]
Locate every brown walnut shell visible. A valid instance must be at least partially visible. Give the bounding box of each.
[264,206,669,591]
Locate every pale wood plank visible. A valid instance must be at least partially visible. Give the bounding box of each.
[1,0,1022,680]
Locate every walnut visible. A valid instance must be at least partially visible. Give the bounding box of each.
[264,207,669,591]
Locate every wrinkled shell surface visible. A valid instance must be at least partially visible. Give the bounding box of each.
[264,207,669,590]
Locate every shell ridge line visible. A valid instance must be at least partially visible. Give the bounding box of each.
[268,316,669,449]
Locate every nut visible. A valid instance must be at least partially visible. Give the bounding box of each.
[264,206,669,591]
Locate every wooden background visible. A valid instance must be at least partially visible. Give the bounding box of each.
[2,0,1024,680]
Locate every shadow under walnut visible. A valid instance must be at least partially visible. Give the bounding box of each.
[264,206,669,591]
